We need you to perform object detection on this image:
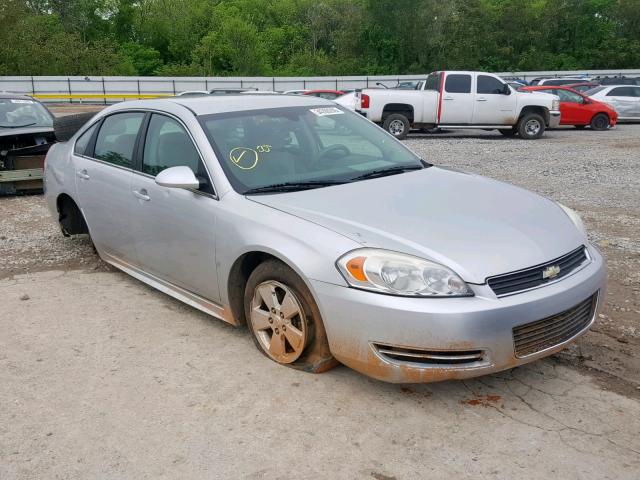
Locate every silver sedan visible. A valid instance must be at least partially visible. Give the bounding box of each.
[44,95,606,383]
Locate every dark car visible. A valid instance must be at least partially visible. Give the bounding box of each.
[0,93,56,195]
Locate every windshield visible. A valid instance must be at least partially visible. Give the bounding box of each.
[0,98,53,128]
[199,106,424,194]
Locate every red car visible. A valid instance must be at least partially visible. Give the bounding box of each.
[302,89,345,100]
[520,85,617,130]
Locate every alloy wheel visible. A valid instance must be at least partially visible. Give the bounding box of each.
[389,119,405,136]
[250,281,308,363]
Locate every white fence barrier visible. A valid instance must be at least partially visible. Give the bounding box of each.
[1,70,638,103]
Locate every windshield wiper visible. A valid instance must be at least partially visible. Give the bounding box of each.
[244,180,346,194]
[349,164,424,181]
[0,122,37,129]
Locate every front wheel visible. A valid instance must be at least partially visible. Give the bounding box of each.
[590,113,610,131]
[244,260,337,373]
[517,113,546,139]
[383,113,410,140]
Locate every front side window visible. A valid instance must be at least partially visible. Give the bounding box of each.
[477,75,506,94]
[142,114,214,195]
[199,106,423,194]
[94,112,145,168]
[0,98,53,129]
[555,89,583,103]
[445,74,471,94]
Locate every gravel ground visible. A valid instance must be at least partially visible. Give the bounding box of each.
[1,120,639,479]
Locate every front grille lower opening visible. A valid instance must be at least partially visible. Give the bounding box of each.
[373,343,485,366]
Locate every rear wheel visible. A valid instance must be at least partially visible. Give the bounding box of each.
[590,113,610,131]
[57,196,88,237]
[382,113,410,140]
[244,259,337,373]
[517,113,545,139]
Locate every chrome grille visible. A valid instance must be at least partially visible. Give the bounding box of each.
[488,246,588,296]
[373,343,485,366]
[513,294,597,357]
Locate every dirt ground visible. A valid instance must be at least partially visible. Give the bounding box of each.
[1,116,639,479]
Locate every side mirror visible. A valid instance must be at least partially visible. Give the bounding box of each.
[503,84,511,95]
[155,166,200,190]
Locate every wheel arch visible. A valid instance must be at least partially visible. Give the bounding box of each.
[382,103,415,123]
[56,192,89,236]
[226,249,322,327]
[518,105,549,125]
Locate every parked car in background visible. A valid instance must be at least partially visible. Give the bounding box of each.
[584,85,640,121]
[596,76,640,86]
[0,93,56,195]
[303,89,345,100]
[520,85,617,130]
[44,94,605,383]
[284,89,310,95]
[334,91,358,111]
[530,76,593,86]
[357,71,560,139]
[177,88,258,97]
[562,82,600,93]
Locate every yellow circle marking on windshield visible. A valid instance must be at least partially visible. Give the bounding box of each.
[229,147,259,170]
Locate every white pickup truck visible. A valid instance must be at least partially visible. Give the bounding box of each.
[356,71,561,139]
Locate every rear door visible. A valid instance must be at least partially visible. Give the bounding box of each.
[128,112,220,302]
[74,111,145,262]
[472,74,517,125]
[438,73,473,124]
[605,87,637,119]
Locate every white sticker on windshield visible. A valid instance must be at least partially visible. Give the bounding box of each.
[11,99,34,104]
[309,107,344,117]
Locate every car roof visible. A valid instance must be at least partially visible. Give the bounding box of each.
[109,94,337,116]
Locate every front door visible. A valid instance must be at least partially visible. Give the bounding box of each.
[552,89,586,124]
[128,113,220,302]
[438,73,474,124]
[75,112,145,262]
[472,75,517,125]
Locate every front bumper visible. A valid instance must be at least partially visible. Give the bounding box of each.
[548,110,561,128]
[310,244,606,383]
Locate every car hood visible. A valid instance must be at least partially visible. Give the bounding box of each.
[248,167,585,284]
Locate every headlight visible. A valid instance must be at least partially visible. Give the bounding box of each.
[557,203,587,236]
[336,248,473,297]
[552,98,560,111]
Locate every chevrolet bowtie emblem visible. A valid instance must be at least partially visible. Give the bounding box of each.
[542,265,561,280]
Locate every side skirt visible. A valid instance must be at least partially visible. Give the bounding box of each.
[101,251,236,326]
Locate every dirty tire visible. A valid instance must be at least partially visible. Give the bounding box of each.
[53,112,97,142]
[590,113,610,131]
[499,128,517,137]
[383,113,410,140]
[244,259,337,373]
[517,113,545,139]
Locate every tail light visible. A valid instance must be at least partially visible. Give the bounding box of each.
[360,93,370,109]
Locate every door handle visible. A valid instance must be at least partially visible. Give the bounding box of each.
[476,97,487,102]
[133,189,150,201]
[76,170,90,180]
[443,96,454,100]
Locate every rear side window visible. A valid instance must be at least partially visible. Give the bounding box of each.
[74,123,98,156]
[607,87,635,97]
[477,75,506,94]
[444,74,471,93]
[94,112,145,168]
